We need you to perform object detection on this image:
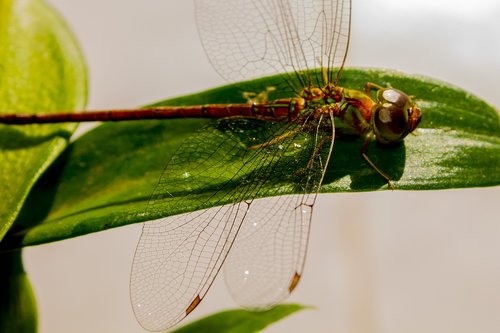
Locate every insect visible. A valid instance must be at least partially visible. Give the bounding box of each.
[0,0,421,331]
[128,0,420,330]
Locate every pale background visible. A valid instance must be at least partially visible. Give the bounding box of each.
[23,1,500,333]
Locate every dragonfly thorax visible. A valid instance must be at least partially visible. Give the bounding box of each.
[301,84,342,104]
[298,84,343,119]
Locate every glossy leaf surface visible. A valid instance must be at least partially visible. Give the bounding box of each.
[2,68,498,249]
[0,0,87,241]
[171,304,307,333]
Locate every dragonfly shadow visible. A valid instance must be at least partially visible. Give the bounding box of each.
[323,139,407,190]
[0,126,72,150]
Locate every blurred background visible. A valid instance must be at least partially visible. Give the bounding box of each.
[23,1,499,332]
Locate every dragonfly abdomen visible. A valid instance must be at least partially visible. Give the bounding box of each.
[0,101,302,124]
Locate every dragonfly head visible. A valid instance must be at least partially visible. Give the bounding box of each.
[372,88,422,144]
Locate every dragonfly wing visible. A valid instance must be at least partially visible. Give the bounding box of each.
[131,203,249,331]
[194,0,351,92]
[130,117,319,331]
[224,113,335,308]
[223,194,313,308]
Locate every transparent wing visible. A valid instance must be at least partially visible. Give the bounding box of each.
[195,0,351,93]
[224,115,334,308]
[223,193,314,308]
[130,204,247,331]
[130,115,333,331]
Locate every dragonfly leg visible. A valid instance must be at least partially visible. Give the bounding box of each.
[361,134,395,189]
[242,86,276,103]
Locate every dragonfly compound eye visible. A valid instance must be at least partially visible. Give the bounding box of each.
[372,89,421,144]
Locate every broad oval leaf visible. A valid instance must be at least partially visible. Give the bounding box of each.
[1,68,498,249]
[0,0,87,241]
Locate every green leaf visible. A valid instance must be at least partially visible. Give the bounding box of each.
[170,304,307,333]
[0,251,38,333]
[1,68,498,249]
[0,0,87,242]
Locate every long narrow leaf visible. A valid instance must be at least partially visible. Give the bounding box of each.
[1,68,498,249]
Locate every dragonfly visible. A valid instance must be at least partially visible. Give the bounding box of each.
[0,0,422,331]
